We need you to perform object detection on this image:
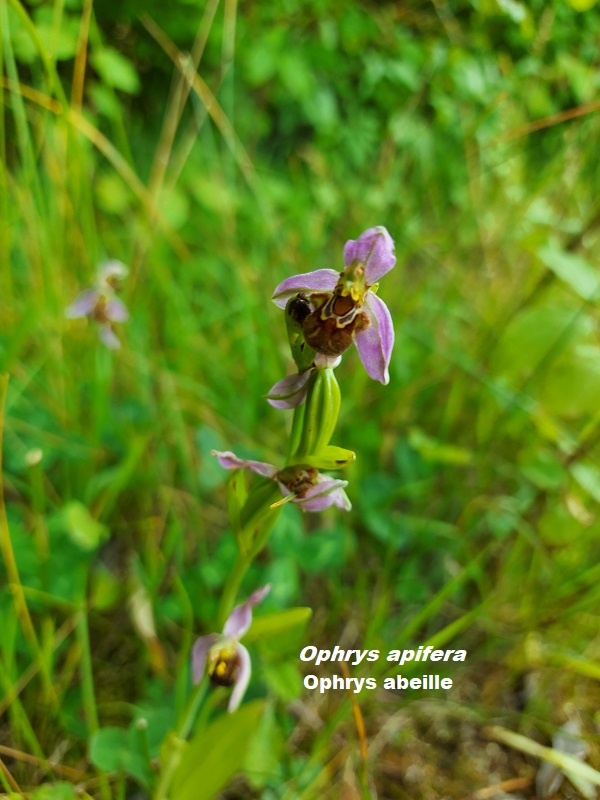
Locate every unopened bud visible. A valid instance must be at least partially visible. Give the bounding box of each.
[293,368,340,459]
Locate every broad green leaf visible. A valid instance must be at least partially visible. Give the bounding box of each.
[31,783,77,800]
[63,501,108,551]
[89,727,129,772]
[243,702,283,789]
[263,661,304,702]
[92,48,140,94]
[244,607,312,644]
[89,725,152,787]
[538,240,599,300]
[171,701,265,800]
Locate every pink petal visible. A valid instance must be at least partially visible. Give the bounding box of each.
[272,269,339,309]
[65,289,99,319]
[211,450,278,479]
[354,293,394,384]
[106,297,129,322]
[266,369,313,409]
[191,633,219,683]
[343,227,396,283]
[295,478,351,512]
[223,584,271,639]
[228,643,251,712]
[98,325,121,350]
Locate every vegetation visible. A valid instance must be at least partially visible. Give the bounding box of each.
[2,0,600,796]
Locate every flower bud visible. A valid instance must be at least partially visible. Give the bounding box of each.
[293,367,340,459]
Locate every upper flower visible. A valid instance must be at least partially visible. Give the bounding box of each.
[272,227,395,384]
[212,450,351,512]
[65,260,129,349]
[191,585,270,713]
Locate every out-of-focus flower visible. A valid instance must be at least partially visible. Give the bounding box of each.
[272,227,395,384]
[212,450,351,512]
[65,260,129,349]
[191,585,270,712]
[266,354,341,410]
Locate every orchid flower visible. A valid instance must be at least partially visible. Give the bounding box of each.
[65,260,129,349]
[212,450,351,511]
[191,585,270,712]
[272,227,395,384]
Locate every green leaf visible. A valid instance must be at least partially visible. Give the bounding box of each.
[244,607,312,644]
[262,661,303,702]
[171,701,265,800]
[89,727,129,772]
[30,783,77,800]
[538,240,600,301]
[89,724,153,787]
[63,501,108,551]
[92,48,140,94]
[243,702,283,788]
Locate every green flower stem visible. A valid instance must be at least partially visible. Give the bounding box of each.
[248,510,281,559]
[155,679,209,800]
[217,550,252,630]
[218,499,281,629]
[178,677,209,740]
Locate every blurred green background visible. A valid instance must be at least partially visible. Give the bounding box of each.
[2,0,600,796]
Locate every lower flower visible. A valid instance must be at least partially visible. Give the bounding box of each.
[192,585,270,712]
[212,450,351,512]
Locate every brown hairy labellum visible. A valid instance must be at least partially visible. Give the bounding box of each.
[277,465,319,497]
[209,649,241,687]
[302,297,370,356]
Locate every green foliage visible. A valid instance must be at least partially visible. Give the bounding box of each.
[170,701,265,800]
[89,723,153,787]
[3,0,600,795]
